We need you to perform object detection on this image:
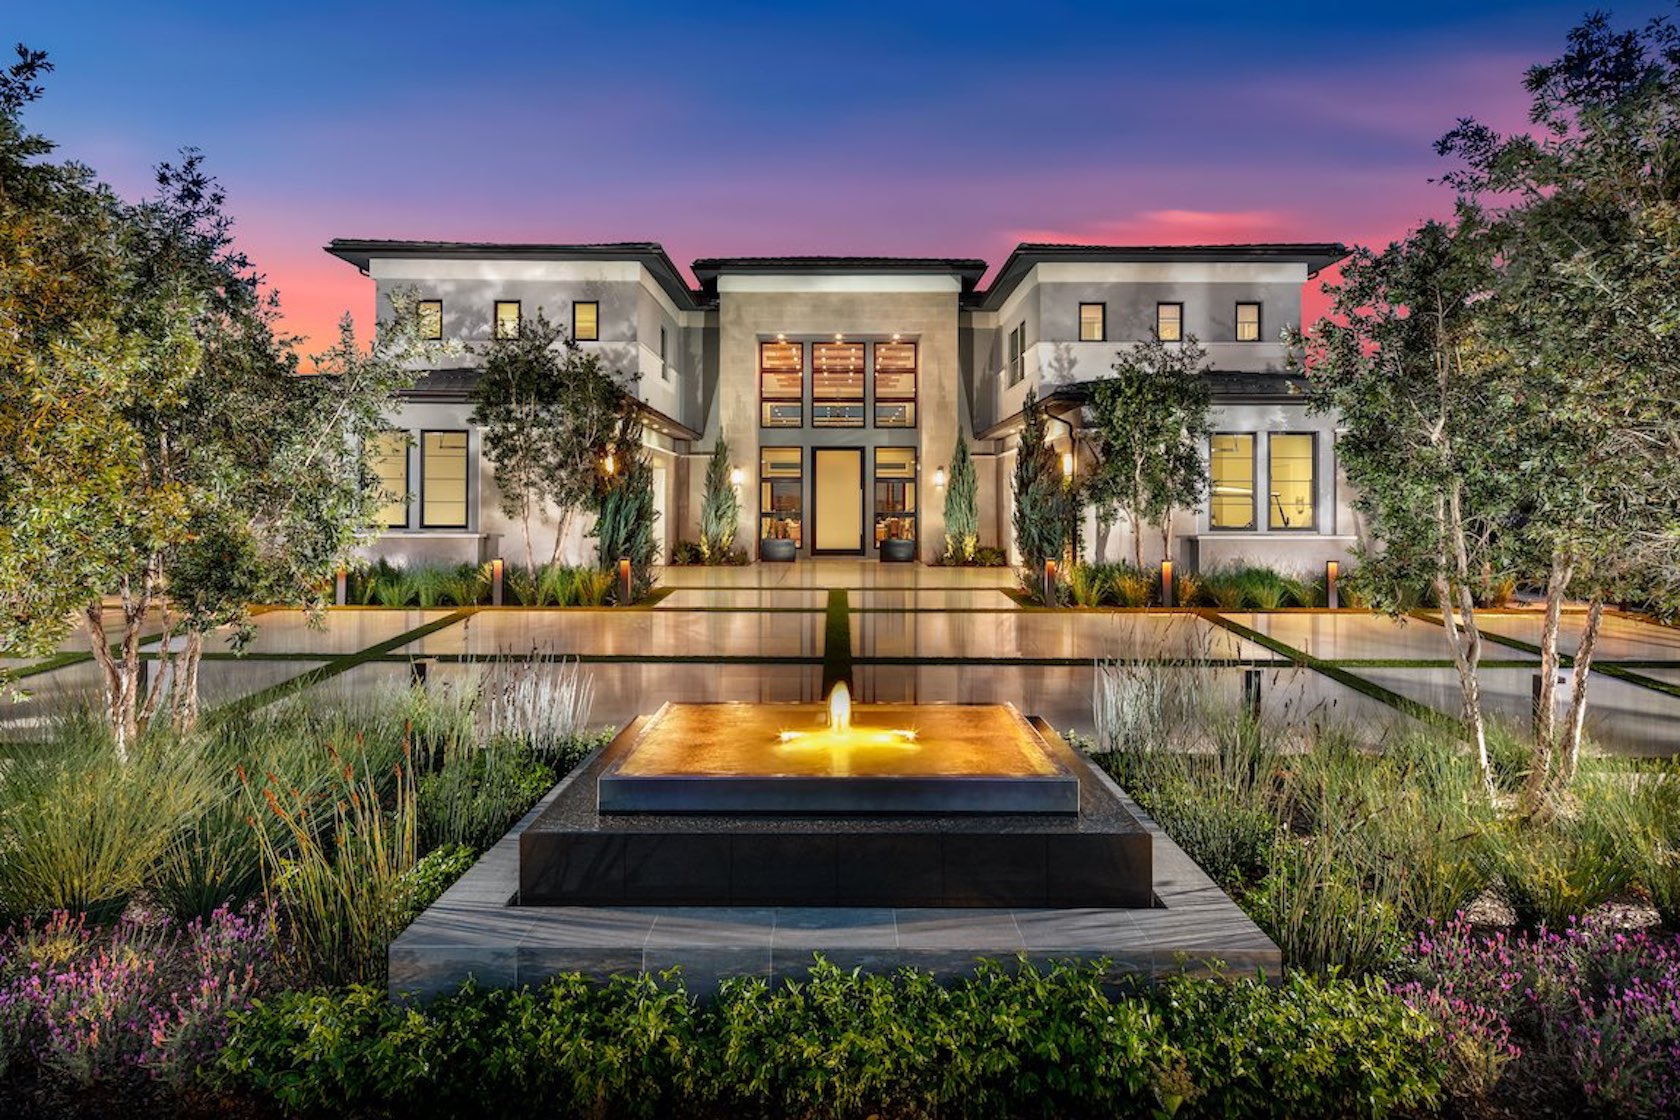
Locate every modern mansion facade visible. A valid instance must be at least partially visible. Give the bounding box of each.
[326,240,1354,572]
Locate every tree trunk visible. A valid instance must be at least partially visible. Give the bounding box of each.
[1554,596,1604,795]
[1522,552,1574,815]
[170,629,205,734]
[521,498,536,582]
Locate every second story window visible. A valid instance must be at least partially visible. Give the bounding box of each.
[1156,302,1183,343]
[811,341,865,427]
[417,299,443,341]
[659,326,671,380]
[874,341,917,427]
[573,300,599,342]
[1236,302,1262,342]
[1079,302,1106,342]
[760,339,803,427]
[494,300,521,340]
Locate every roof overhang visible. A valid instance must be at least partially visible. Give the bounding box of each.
[692,256,988,299]
[973,243,1350,311]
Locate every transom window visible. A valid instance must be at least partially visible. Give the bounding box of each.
[759,340,803,427]
[1236,302,1262,343]
[1209,434,1255,530]
[420,431,469,529]
[1079,302,1106,342]
[368,431,409,529]
[1156,302,1183,343]
[1269,433,1317,530]
[873,447,916,546]
[573,301,599,342]
[811,342,864,428]
[760,447,803,546]
[417,299,443,341]
[494,300,521,340]
[874,341,917,428]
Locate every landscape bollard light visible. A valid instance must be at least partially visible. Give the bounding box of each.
[1044,559,1058,606]
[618,557,633,606]
[1160,559,1174,607]
[491,557,505,606]
[1326,560,1340,609]
[334,565,347,607]
[1242,668,1262,721]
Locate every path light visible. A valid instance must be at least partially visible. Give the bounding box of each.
[1326,560,1340,609]
[1044,558,1058,606]
[1160,559,1174,607]
[618,558,633,606]
[934,466,946,489]
[491,557,505,606]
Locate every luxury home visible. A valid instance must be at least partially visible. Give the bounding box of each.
[326,239,1353,572]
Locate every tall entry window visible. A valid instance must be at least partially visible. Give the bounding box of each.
[811,342,865,427]
[759,340,803,427]
[873,448,917,546]
[873,341,917,427]
[421,431,469,529]
[1269,433,1317,530]
[368,431,410,528]
[760,447,803,546]
[1209,434,1256,530]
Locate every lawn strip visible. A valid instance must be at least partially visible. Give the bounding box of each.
[205,608,477,724]
[823,590,853,694]
[1408,610,1680,702]
[1199,610,1456,730]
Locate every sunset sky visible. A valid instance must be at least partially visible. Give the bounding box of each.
[14,1,1667,358]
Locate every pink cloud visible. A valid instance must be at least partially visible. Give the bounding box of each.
[1008,208,1299,246]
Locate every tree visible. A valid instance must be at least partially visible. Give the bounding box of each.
[1437,10,1680,809]
[542,342,629,567]
[470,310,568,575]
[1300,216,1514,800]
[1011,390,1071,577]
[0,50,423,755]
[698,433,739,562]
[590,406,658,600]
[1084,334,1213,570]
[942,434,978,562]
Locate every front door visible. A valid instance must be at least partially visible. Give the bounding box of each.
[812,448,864,554]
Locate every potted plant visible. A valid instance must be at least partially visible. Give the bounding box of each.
[879,518,916,563]
[760,518,797,562]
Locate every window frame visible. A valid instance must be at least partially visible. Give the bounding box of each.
[369,430,411,529]
[1235,301,1262,343]
[1079,302,1107,343]
[1267,431,1319,533]
[419,429,471,530]
[572,300,599,342]
[1007,321,1026,386]
[417,299,444,341]
[759,338,804,429]
[494,299,521,340]
[810,340,865,428]
[1155,302,1184,343]
[759,445,804,546]
[872,446,917,548]
[872,340,917,429]
[1207,431,1258,532]
[659,326,671,381]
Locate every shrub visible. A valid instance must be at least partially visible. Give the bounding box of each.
[1481,782,1639,931]
[973,545,1009,567]
[1626,767,1680,928]
[417,741,555,852]
[1066,563,1109,607]
[396,844,477,922]
[1251,836,1403,974]
[670,539,704,565]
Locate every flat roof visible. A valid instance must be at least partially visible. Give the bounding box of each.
[691,256,989,297]
[974,242,1350,310]
[324,239,702,309]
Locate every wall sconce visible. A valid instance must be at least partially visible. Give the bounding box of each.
[1061,452,1074,480]
[729,467,745,488]
[934,466,946,489]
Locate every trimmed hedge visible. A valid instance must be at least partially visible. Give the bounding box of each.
[217,960,1443,1119]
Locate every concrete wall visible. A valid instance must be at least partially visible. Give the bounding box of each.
[715,278,961,563]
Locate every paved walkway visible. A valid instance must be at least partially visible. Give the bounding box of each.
[3,561,1677,754]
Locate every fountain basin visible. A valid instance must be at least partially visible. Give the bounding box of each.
[598,701,1079,814]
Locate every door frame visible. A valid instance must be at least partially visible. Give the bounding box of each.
[810,447,865,555]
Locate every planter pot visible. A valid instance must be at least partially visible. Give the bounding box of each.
[880,538,917,564]
[760,538,797,563]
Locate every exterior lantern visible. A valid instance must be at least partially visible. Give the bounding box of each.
[729,467,745,488]
[1061,451,1074,480]
[934,466,947,489]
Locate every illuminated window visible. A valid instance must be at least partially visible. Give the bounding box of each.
[811,342,864,427]
[421,431,469,529]
[1236,302,1262,342]
[368,431,409,529]
[573,301,598,342]
[760,447,803,546]
[760,339,803,427]
[1079,302,1106,342]
[417,299,443,341]
[494,300,521,340]
[873,447,917,546]
[1209,434,1255,530]
[1156,302,1183,342]
[1269,433,1317,530]
[873,341,916,427]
